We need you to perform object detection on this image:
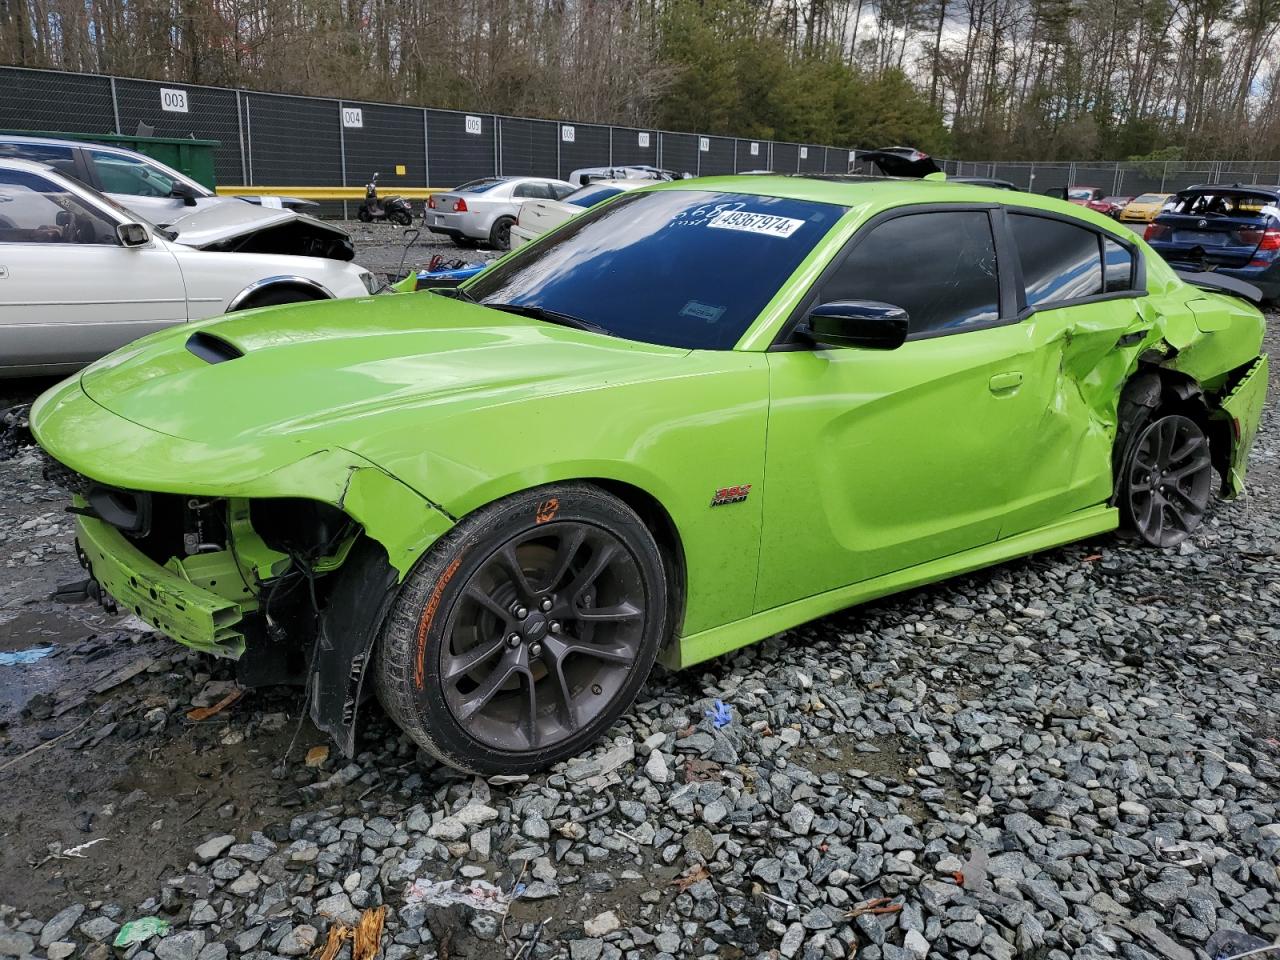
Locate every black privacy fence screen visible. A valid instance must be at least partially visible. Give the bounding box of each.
[4,66,1274,211]
[0,65,846,197]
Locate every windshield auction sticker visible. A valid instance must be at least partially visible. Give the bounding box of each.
[707,210,805,238]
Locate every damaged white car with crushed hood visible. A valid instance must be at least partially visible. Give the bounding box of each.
[0,158,378,376]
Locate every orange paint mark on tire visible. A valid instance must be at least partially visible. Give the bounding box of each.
[535,498,560,524]
[414,555,463,690]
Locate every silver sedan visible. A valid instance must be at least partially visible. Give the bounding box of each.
[425,176,575,249]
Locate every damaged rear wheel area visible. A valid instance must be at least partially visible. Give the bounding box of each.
[1119,414,1213,547]
[1112,364,1253,548]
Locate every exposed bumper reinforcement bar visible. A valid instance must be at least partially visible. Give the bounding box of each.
[76,514,247,656]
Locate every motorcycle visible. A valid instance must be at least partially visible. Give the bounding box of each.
[357,172,413,225]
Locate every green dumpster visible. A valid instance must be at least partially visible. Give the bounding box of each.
[0,130,221,189]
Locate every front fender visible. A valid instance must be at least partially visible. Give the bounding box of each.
[353,360,771,638]
[33,377,454,579]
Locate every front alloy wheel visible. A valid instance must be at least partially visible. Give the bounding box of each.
[1121,413,1213,547]
[375,484,667,773]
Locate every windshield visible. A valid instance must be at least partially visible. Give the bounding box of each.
[1068,189,1094,200]
[566,185,625,208]
[1135,193,1164,203]
[455,178,505,194]
[465,189,847,349]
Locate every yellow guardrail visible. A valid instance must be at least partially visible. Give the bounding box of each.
[216,185,446,200]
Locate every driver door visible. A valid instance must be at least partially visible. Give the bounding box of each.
[0,167,186,371]
[755,207,1044,612]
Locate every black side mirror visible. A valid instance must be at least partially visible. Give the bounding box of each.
[170,182,199,206]
[801,300,909,350]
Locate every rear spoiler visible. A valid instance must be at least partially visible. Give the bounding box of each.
[1175,270,1264,306]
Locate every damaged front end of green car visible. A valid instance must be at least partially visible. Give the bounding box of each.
[34,376,456,754]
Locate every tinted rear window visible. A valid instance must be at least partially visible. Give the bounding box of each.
[1011,213,1102,306]
[1104,238,1134,292]
[0,141,74,163]
[466,190,847,349]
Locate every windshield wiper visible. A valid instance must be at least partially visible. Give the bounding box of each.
[483,302,613,336]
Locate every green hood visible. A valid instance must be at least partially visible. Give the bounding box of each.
[81,294,687,445]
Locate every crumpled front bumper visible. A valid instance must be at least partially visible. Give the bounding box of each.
[77,512,248,656]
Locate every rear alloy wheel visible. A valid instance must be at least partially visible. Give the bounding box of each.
[1120,413,1213,547]
[375,484,667,773]
[489,216,514,250]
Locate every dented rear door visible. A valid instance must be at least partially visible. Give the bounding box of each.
[995,296,1150,538]
[995,211,1161,538]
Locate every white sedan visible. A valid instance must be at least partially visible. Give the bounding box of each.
[510,179,652,249]
[0,158,378,377]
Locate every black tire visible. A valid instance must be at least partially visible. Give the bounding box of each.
[390,208,412,226]
[1118,413,1213,547]
[488,216,514,250]
[375,483,668,774]
[357,208,373,223]
[233,287,324,310]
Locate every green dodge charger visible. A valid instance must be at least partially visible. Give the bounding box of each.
[32,175,1269,773]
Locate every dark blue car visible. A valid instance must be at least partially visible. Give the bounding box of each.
[1145,185,1280,300]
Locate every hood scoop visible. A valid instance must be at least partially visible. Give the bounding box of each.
[186,331,244,364]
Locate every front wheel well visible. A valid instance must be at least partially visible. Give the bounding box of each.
[574,479,687,645]
[400,478,687,649]
[227,277,333,312]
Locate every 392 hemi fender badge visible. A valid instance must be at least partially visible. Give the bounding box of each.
[711,484,752,507]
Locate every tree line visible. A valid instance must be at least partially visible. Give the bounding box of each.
[1,0,1277,161]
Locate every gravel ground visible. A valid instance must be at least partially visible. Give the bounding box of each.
[0,265,1276,960]
[341,221,504,281]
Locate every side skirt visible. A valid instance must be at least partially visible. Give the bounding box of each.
[668,504,1119,670]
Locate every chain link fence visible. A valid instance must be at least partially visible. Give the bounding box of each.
[0,65,856,217]
[6,65,1277,219]
[936,159,1280,194]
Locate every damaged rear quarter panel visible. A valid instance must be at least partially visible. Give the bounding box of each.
[951,238,1267,538]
